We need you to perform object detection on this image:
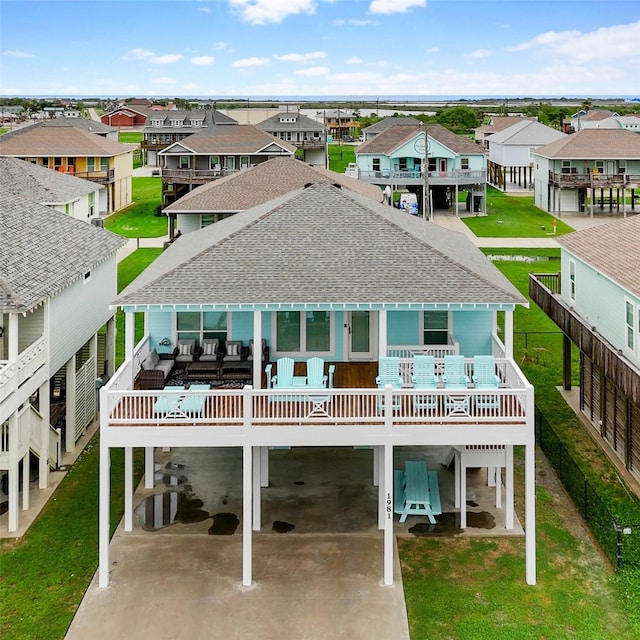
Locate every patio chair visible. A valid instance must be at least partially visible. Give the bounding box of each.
[222,340,243,363]
[179,384,209,417]
[248,338,269,362]
[376,357,402,413]
[442,355,470,415]
[265,357,295,388]
[152,386,185,415]
[198,338,220,363]
[306,357,336,388]
[412,355,438,412]
[472,356,501,413]
[175,339,196,364]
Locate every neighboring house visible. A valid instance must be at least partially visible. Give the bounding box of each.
[0,157,107,221]
[163,156,384,235]
[487,120,566,190]
[360,116,422,143]
[1,191,125,533]
[141,109,237,166]
[42,116,119,141]
[97,181,537,590]
[531,129,640,216]
[323,108,360,139]
[63,109,81,118]
[530,216,640,484]
[354,123,487,215]
[474,116,536,149]
[569,109,618,132]
[0,121,136,213]
[101,105,149,128]
[255,112,327,166]
[158,125,297,204]
[569,114,640,134]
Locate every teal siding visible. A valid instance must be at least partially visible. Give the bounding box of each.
[148,312,173,354]
[231,312,253,341]
[388,311,420,344]
[453,311,493,356]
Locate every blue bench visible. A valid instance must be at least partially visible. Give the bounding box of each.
[394,460,442,524]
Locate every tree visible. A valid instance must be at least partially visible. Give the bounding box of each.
[435,106,480,133]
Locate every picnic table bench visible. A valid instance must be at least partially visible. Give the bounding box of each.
[394,460,442,524]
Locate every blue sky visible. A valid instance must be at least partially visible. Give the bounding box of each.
[1,0,639,98]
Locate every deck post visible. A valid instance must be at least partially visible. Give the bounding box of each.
[504,310,514,360]
[242,444,253,586]
[252,311,262,389]
[378,309,387,358]
[124,447,133,531]
[506,445,514,529]
[260,446,269,487]
[383,443,394,585]
[144,447,154,489]
[98,435,110,588]
[525,394,537,584]
[253,445,261,531]
[377,445,385,529]
[38,379,50,489]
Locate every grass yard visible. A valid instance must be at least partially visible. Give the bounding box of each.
[463,187,574,237]
[328,143,356,173]
[105,177,166,237]
[118,131,142,144]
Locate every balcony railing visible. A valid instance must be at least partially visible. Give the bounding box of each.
[549,172,640,188]
[161,168,238,183]
[0,336,47,403]
[358,169,486,185]
[72,169,115,184]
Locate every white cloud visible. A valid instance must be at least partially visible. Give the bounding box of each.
[464,49,493,60]
[213,42,228,51]
[229,0,316,25]
[149,53,184,64]
[347,57,363,64]
[425,47,439,54]
[274,51,326,62]
[151,77,179,85]
[1,50,35,58]
[507,21,640,65]
[121,48,183,64]
[198,6,212,13]
[369,0,426,15]
[121,48,154,61]
[232,56,270,68]
[295,66,330,76]
[191,56,215,65]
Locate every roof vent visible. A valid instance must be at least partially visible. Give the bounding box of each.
[332,183,342,189]
[303,182,313,188]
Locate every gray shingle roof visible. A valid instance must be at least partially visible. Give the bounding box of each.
[362,117,422,134]
[487,120,566,146]
[142,109,237,129]
[41,116,117,136]
[0,122,136,157]
[556,215,640,298]
[117,182,526,308]
[1,191,126,313]
[0,157,99,204]
[256,112,325,133]
[164,157,384,213]
[532,128,640,159]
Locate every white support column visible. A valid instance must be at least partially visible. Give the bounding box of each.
[242,444,253,587]
[124,447,133,531]
[125,311,135,387]
[460,457,468,529]
[144,447,155,489]
[525,438,537,584]
[373,445,380,486]
[260,447,269,487]
[21,451,29,510]
[8,313,19,361]
[105,316,116,378]
[253,311,262,389]
[506,445,514,530]
[377,445,385,529]
[98,438,111,588]
[455,183,459,216]
[378,309,387,359]
[7,414,18,531]
[454,450,461,509]
[383,443,394,586]
[253,446,261,532]
[65,355,77,453]
[504,310,514,360]
[39,380,50,488]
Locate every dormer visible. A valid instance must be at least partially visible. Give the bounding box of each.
[279,115,298,124]
[189,119,203,127]
[150,118,164,127]
[170,118,184,127]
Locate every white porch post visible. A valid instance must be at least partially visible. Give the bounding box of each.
[455,183,459,216]
[7,414,19,531]
[242,444,253,586]
[21,449,30,510]
[383,443,394,585]
[65,354,76,453]
[98,433,110,588]
[253,311,262,389]
[105,316,116,378]
[8,313,19,361]
[378,309,387,359]
[506,445,514,530]
[144,447,155,489]
[124,447,133,531]
[260,447,269,487]
[125,311,135,387]
[525,391,537,585]
[504,310,514,360]
[373,445,380,486]
[38,380,50,489]
[377,445,385,529]
[253,445,261,531]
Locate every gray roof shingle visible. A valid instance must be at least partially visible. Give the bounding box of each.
[533,128,640,159]
[117,183,526,308]
[1,191,126,313]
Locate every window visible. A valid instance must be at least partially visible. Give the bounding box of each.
[201,213,232,227]
[87,157,95,171]
[569,261,576,301]
[461,157,469,170]
[179,156,190,169]
[100,157,109,172]
[176,311,228,347]
[372,158,381,171]
[88,192,95,217]
[240,156,249,168]
[151,119,163,127]
[209,156,220,169]
[428,158,437,172]
[170,119,182,127]
[190,119,203,127]
[423,311,449,345]
[399,158,408,171]
[275,311,331,354]
[54,157,63,170]
[625,301,635,352]
[561,160,571,174]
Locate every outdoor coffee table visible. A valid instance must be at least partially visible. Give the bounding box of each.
[185,361,221,381]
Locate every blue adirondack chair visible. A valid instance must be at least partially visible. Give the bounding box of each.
[376,357,402,412]
[412,355,438,412]
[265,357,295,388]
[442,355,470,414]
[472,355,501,412]
[306,357,335,388]
[179,384,209,416]
[152,386,185,415]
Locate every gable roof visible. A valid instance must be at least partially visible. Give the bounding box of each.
[158,124,297,155]
[487,120,566,146]
[164,157,383,213]
[556,215,640,298]
[475,116,536,135]
[41,116,117,136]
[362,117,422,134]
[0,122,136,157]
[116,182,526,309]
[532,128,640,159]
[143,109,237,128]
[576,109,617,122]
[0,191,126,313]
[256,112,325,133]
[0,157,100,204]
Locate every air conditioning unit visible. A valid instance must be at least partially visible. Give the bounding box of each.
[90,217,104,228]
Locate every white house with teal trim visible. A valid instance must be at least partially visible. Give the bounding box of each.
[98,182,536,589]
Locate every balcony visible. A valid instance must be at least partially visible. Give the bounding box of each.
[358,169,486,187]
[73,169,115,185]
[548,171,640,189]
[161,168,239,185]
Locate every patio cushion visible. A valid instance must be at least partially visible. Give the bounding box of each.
[224,341,243,361]
[142,349,160,370]
[179,343,192,356]
[203,340,218,356]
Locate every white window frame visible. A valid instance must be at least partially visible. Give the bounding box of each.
[569,260,576,302]
[272,311,335,357]
[421,311,451,346]
[175,311,230,347]
[624,299,637,357]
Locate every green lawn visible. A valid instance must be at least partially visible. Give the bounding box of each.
[118,131,142,144]
[328,143,356,173]
[105,177,166,237]
[463,187,574,237]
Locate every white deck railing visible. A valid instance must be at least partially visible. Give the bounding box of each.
[0,337,47,403]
